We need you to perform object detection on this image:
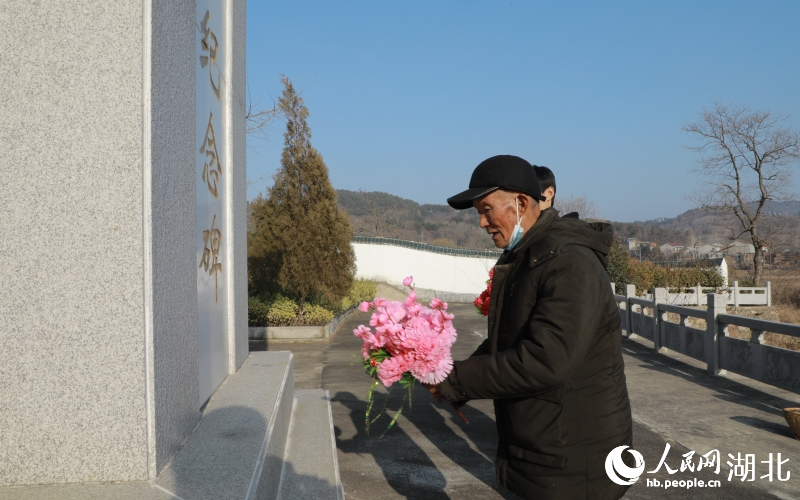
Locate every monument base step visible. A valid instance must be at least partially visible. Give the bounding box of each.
[154,351,294,500]
[0,351,304,500]
[278,390,343,500]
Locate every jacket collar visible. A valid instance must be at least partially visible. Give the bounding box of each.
[496,208,559,266]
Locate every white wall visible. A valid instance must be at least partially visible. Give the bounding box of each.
[353,243,499,295]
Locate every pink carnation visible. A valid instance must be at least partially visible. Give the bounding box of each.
[354,275,458,388]
[376,355,410,386]
[403,276,413,287]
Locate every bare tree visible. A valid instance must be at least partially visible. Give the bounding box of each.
[245,87,281,189]
[556,194,598,220]
[246,87,280,141]
[684,101,800,285]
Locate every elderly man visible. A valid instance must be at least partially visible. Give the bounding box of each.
[430,155,633,500]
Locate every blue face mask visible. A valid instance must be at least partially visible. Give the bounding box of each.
[506,198,524,250]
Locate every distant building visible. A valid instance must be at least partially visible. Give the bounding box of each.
[697,243,725,259]
[660,242,685,255]
[627,239,656,257]
[725,240,755,256]
[774,250,800,268]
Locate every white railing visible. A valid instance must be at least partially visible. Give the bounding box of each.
[635,281,771,307]
[612,284,800,394]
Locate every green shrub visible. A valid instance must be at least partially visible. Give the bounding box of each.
[339,278,378,311]
[249,279,376,327]
[607,240,631,294]
[303,304,335,326]
[314,278,377,313]
[267,295,299,326]
[248,296,270,327]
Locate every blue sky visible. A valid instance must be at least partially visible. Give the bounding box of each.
[245,1,800,222]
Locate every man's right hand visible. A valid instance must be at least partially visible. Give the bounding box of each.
[422,383,445,403]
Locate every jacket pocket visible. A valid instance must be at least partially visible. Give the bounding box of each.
[508,444,566,468]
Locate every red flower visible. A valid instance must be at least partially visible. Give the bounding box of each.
[474,268,493,316]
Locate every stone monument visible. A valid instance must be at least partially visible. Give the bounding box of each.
[1,0,248,486]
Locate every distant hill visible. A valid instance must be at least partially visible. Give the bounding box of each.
[334,190,800,252]
[611,201,800,249]
[763,200,800,216]
[336,189,494,249]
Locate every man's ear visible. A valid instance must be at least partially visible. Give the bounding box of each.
[544,186,555,202]
[516,193,533,215]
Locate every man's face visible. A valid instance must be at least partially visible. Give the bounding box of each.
[473,190,520,249]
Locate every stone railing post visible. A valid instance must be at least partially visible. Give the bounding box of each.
[733,281,739,308]
[750,328,766,381]
[695,283,702,306]
[626,284,637,339]
[766,281,772,307]
[705,293,725,375]
[610,282,615,294]
[653,288,667,352]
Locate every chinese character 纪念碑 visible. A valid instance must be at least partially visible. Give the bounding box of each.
[199,10,221,100]
[200,112,221,198]
[200,214,222,302]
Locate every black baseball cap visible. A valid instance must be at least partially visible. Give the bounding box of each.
[447,155,546,210]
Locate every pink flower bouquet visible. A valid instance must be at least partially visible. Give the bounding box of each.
[354,276,466,435]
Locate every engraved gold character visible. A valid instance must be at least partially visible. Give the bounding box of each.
[199,10,221,100]
[200,214,223,302]
[200,112,221,198]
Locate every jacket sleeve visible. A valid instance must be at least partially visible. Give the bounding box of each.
[469,337,490,358]
[439,251,604,402]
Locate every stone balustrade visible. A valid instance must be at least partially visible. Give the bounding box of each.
[613,284,800,394]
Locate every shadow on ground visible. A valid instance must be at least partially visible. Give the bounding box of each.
[622,339,799,419]
[332,387,518,499]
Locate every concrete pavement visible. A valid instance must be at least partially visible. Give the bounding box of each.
[262,303,792,499]
[623,335,800,499]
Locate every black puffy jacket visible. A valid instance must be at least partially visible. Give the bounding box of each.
[439,209,633,500]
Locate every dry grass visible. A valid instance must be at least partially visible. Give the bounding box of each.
[729,268,800,308]
[775,304,800,325]
[761,305,800,350]
[763,332,800,351]
[729,267,800,327]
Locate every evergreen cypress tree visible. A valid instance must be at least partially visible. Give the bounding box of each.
[251,77,355,318]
